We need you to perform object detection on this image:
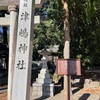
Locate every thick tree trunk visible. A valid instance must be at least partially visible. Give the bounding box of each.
[61,0,70,58]
[61,1,71,100]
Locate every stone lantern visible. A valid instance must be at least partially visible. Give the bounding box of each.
[32,48,54,97]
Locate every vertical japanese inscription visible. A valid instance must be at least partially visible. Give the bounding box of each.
[16,60,26,70]
[12,0,34,99]
[21,12,30,21]
[18,44,27,54]
[16,0,30,70]
[19,28,28,38]
[23,0,28,7]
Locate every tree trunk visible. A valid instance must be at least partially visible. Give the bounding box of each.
[61,1,71,100]
[61,0,70,58]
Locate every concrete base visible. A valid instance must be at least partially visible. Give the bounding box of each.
[32,83,54,97]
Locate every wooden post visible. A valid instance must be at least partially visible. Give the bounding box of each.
[8,4,18,100]
[11,0,34,100]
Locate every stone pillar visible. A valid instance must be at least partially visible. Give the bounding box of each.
[8,4,18,100]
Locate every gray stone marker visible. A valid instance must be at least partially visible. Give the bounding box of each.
[33,49,54,97]
[12,0,34,100]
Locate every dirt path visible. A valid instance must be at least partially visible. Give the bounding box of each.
[0,87,100,100]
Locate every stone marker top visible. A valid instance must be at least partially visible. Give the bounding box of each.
[38,49,50,56]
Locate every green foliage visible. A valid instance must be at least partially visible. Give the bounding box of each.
[34,0,100,69]
[33,0,65,59]
[69,0,100,68]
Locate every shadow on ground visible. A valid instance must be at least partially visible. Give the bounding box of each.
[72,87,82,94]
[79,93,90,100]
[54,77,63,95]
[0,69,8,86]
[34,96,49,100]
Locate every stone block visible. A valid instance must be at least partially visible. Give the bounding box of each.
[40,68,49,73]
[38,73,50,78]
[36,79,52,84]
[32,83,54,97]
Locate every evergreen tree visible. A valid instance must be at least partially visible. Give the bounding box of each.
[33,0,65,59]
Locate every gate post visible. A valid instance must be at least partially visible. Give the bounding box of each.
[8,4,18,100]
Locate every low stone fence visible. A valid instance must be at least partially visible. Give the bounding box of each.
[83,70,100,88]
[71,70,100,88]
[84,70,100,80]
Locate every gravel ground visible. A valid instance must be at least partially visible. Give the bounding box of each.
[0,71,100,100]
[30,87,100,100]
[0,86,100,100]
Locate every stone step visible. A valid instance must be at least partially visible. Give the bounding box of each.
[40,69,49,74]
[32,83,54,97]
[33,86,54,92]
[36,78,52,84]
[38,73,50,79]
[33,91,54,97]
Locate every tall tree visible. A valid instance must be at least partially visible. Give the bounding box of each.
[61,0,70,59]
[69,0,100,69]
[33,0,65,59]
[34,0,100,69]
